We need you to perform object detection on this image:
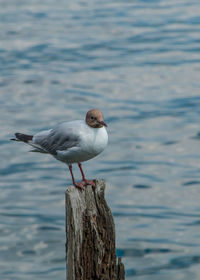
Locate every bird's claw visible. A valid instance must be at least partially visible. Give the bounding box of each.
[74,182,85,189]
[74,179,96,189]
[82,179,96,186]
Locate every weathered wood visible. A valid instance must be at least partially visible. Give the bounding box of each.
[65,179,125,280]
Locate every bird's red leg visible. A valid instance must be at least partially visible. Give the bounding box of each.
[78,162,86,181]
[68,164,84,189]
[78,162,95,186]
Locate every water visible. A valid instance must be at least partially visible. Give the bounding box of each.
[1,0,200,279]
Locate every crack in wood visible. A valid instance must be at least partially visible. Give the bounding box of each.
[65,179,125,280]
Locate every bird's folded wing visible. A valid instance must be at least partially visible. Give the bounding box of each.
[34,127,80,155]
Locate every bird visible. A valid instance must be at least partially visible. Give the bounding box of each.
[11,109,108,189]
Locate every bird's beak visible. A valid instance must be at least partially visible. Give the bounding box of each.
[98,120,107,127]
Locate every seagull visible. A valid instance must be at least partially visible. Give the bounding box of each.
[11,109,108,189]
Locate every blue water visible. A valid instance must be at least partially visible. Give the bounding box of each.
[1,0,200,279]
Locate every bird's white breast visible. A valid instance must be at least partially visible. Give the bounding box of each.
[81,125,108,156]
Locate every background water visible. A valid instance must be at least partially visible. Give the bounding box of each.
[1,0,200,279]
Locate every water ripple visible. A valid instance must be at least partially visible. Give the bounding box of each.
[1,0,200,279]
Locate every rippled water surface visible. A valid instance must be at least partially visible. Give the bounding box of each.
[1,0,200,279]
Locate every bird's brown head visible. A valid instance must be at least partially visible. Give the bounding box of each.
[85,109,107,128]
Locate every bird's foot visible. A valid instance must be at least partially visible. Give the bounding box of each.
[82,179,96,186]
[74,182,85,189]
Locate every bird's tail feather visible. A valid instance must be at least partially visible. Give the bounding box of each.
[29,147,48,153]
[11,132,48,154]
[11,133,33,143]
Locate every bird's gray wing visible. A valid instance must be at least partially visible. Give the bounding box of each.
[34,127,80,155]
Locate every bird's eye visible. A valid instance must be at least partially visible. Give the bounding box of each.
[90,116,94,120]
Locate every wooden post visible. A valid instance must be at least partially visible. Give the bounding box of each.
[65,179,125,280]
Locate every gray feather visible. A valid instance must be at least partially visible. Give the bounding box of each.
[34,128,80,155]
